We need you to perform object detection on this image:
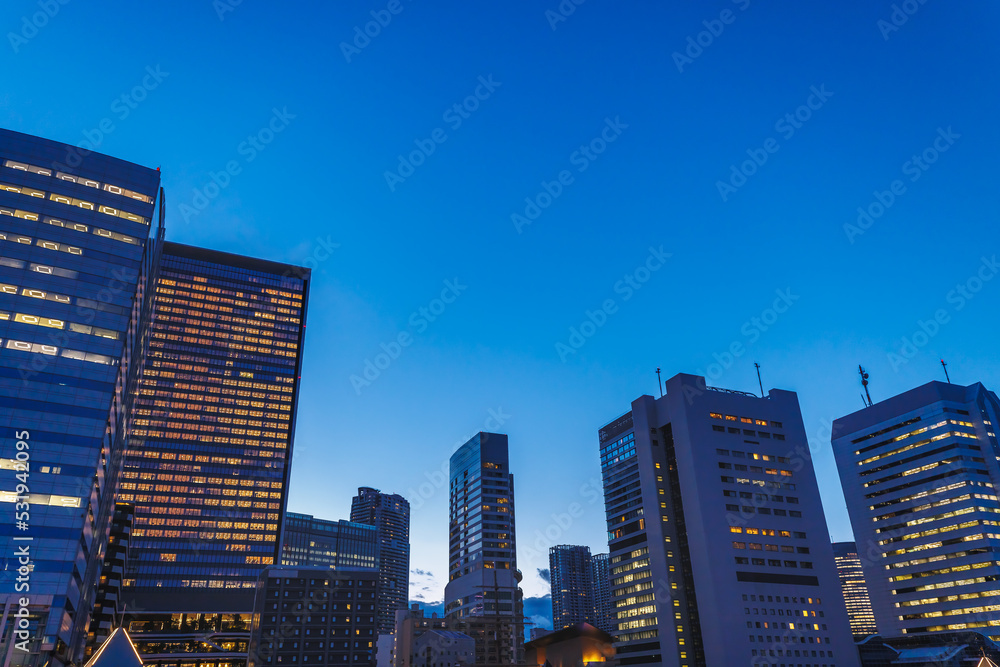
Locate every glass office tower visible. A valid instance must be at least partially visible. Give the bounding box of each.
[831,542,878,639]
[833,380,1000,641]
[590,552,614,634]
[281,511,379,570]
[444,432,524,665]
[549,545,595,629]
[118,242,309,666]
[0,129,159,667]
[350,486,411,635]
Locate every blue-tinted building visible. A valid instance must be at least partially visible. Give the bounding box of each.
[444,432,524,665]
[118,242,309,667]
[282,512,379,571]
[0,128,160,666]
[549,545,594,630]
[350,487,410,635]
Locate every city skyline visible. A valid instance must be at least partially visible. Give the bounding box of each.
[3,0,999,617]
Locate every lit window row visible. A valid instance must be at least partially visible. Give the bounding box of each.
[3,158,153,203]
[0,230,82,255]
[874,491,996,524]
[1,206,142,245]
[879,519,998,546]
[710,412,780,428]
[901,601,1000,621]
[717,448,790,463]
[0,310,119,339]
[855,419,976,459]
[2,337,114,364]
[0,180,149,224]
[878,504,1000,534]
[0,490,82,507]
[730,526,807,540]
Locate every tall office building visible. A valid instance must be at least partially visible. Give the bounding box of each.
[444,432,524,665]
[598,373,857,666]
[0,129,159,666]
[590,552,614,635]
[350,486,411,635]
[117,242,309,666]
[549,545,595,629]
[282,511,379,570]
[832,380,1000,641]
[831,542,878,639]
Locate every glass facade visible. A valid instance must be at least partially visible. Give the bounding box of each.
[0,128,159,667]
[119,242,309,666]
[549,545,594,629]
[350,486,410,635]
[444,432,523,665]
[281,512,379,571]
[833,381,1000,642]
[832,542,878,639]
[590,552,614,634]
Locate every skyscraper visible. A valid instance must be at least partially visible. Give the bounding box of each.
[590,552,614,635]
[282,511,379,570]
[444,432,524,664]
[598,373,857,666]
[549,545,594,629]
[832,380,1000,641]
[831,542,878,639]
[0,129,159,666]
[117,242,309,665]
[350,486,411,635]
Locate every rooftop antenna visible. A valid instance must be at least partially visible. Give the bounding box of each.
[656,368,663,397]
[859,365,873,408]
[941,359,951,383]
[754,362,764,398]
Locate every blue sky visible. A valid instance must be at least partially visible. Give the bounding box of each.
[4,0,999,619]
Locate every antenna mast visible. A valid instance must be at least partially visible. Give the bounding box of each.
[858,365,873,407]
[754,362,764,398]
[656,368,663,397]
[941,359,951,383]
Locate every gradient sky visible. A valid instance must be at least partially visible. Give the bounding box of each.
[4,0,999,624]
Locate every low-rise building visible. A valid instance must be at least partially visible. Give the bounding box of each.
[411,630,474,667]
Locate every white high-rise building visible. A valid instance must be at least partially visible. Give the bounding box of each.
[599,373,858,666]
[832,380,1000,641]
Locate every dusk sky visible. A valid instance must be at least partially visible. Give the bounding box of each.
[4,0,999,626]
